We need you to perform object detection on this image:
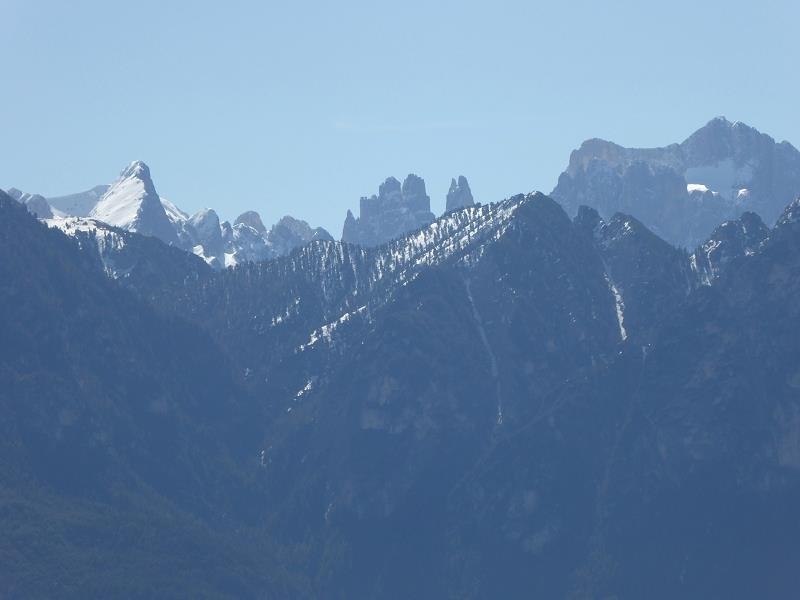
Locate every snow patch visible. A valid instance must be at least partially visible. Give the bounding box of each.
[294,378,315,400]
[684,159,754,201]
[603,271,628,341]
[90,172,150,228]
[298,306,367,351]
[224,252,238,268]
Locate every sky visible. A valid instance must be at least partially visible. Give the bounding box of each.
[2,0,799,235]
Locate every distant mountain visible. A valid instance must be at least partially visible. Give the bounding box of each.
[6,187,54,219]
[89,160,180,244]
[446,175,475,212]
[234,210,267,233]
[48,184,109,216]
[342,174,436,246]
[267,215,333,255]
[181,210,334,268]
[11,160,332,269]
[552,117,800,247]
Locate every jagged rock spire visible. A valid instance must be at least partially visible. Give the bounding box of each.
[446,176,474,212]
[341,174,435,246]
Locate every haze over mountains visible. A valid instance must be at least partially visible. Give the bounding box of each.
[3,117,800,598]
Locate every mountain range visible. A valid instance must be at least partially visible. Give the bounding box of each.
[3,118,800,598]
[9,160,334,270]
[10,117,799,260]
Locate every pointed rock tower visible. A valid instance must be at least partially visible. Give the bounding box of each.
[446,176,475,212]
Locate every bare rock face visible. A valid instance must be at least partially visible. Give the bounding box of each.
[220,220,271,267]
[446,175,474,212]
[186,208,224,263]
[341,174,436,246]
[234,210,267,235]
[342,209,358,242]
[552,117,800,248]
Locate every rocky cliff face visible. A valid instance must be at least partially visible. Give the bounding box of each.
[552,117,800,248]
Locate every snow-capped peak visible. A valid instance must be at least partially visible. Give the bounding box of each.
[120,160,151,180]
[89,160,178,244]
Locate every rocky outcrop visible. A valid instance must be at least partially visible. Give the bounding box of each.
[445,175,474,212]
[341,174,436,246]
[186,208,224,263]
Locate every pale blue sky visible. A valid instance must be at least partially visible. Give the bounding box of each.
[2,0,798,235]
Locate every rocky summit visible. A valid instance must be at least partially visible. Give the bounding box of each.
[552,117,800,248]
[89,160,179,245]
